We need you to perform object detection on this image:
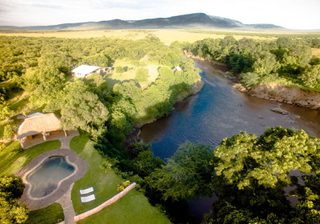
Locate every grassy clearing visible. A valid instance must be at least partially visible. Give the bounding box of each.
[0,140,60,176]
[26,203,64,224]
[110,59,159,88]
[111,59,137,81]
[70,135,170,223]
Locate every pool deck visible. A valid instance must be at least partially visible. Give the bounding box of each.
[18,132,87,216]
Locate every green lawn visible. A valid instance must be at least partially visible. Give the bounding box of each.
[26,203,64,224]
[71,135,123,214]
[70,135,170,224]
[78,190,170,224]
[0,140,61,176]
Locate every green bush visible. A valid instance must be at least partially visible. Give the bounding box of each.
[240,72,261,88]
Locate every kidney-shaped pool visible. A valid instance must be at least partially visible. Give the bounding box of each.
[27,156,75,198]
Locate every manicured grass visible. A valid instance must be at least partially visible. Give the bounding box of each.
[70,135,123,214]
[0,140,61,176]
[78,190,170,224]
[26,203,64,224]
[70,135,170,224]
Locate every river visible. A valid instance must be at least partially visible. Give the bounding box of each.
[140,59,320,222]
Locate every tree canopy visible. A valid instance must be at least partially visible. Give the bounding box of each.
[147,142,214,201]
[189,36,320,91]
[0,176,28,224]
[205,127,320,223]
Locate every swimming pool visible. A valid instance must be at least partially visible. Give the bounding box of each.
[27,156,75,198]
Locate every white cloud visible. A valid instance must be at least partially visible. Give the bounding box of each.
[0,0,319,29]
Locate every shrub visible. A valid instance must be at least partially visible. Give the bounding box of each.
[117,180,131,192]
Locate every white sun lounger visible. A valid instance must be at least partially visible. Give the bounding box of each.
[80,187,94,195]
[81,194,96,203]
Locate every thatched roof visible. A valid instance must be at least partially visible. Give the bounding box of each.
[17,113,62,139]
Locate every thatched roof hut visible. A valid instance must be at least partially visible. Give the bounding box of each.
[17,113,63,140]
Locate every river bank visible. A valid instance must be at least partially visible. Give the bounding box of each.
[188,54,320,110]
[235,82,320,110]
[135,79,204,128]
[125,78,204,147]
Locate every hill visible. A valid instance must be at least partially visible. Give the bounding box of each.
[0,13,283,30]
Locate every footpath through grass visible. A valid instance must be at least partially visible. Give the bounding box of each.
[0,140,61,176]
[70,135,170,224]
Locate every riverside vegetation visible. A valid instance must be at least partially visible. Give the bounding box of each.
[188,36,320,109]
[1,33,320,223]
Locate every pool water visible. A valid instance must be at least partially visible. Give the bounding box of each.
[27,156,75,198]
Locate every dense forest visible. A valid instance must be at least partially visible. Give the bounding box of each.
[188,36,320,91]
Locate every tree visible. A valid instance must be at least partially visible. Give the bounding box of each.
[57,80,109,138]
[300,65,320,89]
[0,176,28,224]
[146,142,214,201]
[252,51,278,75]
[23,66,67,109]
[130,142,164,178]
[240,72,261,88]
[206,127,320,223]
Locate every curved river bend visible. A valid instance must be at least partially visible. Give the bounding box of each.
[141,60,320,159]
[140,60,320,222]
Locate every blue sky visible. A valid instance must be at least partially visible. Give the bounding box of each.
[0,0,319,29]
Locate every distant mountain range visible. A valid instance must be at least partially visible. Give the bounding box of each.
[0,13,283,30]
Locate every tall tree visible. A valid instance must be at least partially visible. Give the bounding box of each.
[147,142,214,201]
[57,80,109,138]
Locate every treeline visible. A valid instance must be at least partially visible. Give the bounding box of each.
[0,36,199,140]
[188,36,320,91]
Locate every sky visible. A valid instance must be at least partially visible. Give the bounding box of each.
[0,0,319,29]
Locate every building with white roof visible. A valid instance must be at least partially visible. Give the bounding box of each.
[72,65,103,78]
